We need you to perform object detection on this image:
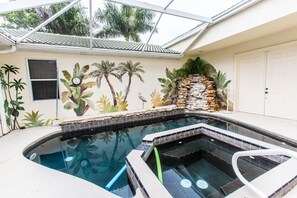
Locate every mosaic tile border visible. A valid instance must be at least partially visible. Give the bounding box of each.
[126,159,150,198]
[189,111,297,147]
[126,150,172,198]
[60,107,185,133]
[143,126,288,164]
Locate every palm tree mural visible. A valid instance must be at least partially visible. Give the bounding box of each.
[90,60,120,106]
[94,3,155,42]
[118,60,145,103]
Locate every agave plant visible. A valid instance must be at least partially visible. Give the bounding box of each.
[96,92,128,113]
[150,89,170,108]
[60,63,96,116]
[213,71,231,109]
[22,110,49,127]
[213,71,231,90]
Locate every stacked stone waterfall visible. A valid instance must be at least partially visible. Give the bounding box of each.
[176,75,219,112]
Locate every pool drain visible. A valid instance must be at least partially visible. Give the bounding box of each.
[180,179,192,188]
[196,180,208,189]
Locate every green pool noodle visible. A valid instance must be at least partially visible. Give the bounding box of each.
[154,147,163,184]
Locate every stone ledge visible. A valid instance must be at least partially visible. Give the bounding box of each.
[60,106,185,133]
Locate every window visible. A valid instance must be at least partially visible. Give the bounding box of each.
[27,59,59,100]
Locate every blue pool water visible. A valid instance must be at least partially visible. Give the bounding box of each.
[25,115,296,197]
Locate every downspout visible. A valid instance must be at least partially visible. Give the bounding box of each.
[0,45,16,54]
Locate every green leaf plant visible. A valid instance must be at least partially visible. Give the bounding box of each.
[96,91,128,113]
[150,89,170,108]
[60,63,96,116]
[213,71,232,110]
[0,64,26,131]
[22,110,50,127]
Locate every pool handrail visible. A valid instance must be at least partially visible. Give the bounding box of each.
[232,148,297,198]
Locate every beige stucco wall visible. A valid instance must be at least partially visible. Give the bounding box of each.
[0,51,186,123]
[198,26,297,111]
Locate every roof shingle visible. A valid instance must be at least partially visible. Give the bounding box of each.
[0,28,180,54]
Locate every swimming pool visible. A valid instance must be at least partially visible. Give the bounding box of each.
[24,115,297,197]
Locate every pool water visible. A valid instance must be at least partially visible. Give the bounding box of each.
[25,115,295,197]
[147,135,279,197]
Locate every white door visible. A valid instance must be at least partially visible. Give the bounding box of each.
[265,45,297,120]
[237,52,266,114]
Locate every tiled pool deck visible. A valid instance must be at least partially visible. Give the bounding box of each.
[0,110,297,198]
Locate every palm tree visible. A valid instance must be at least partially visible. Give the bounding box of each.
[118,60,145,103]
[37,3,90,36]
[94,3,155,42]
[90,60,120,106]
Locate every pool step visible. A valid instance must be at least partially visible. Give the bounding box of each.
[163,169,203,198]
[220,178,243,195]
[111,185,134,197]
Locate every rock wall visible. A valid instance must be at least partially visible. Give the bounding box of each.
[175,75,220,112]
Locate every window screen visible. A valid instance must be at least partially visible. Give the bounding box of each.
[28,60,59,100]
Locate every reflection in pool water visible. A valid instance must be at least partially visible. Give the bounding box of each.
[25,116,296,197]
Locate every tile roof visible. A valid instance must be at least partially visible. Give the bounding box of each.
[0,28,180,54]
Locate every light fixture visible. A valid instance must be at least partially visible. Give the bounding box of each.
[29,153,37,160]
[180,179,192,188]
[65,156,74,162]
[196,180,208,189]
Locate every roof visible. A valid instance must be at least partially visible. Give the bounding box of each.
[0,28,180,55]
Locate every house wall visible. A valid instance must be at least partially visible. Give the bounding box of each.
[198,26,297,112]
[0,51,186,123]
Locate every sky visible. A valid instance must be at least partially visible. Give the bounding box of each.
[0,0,243,45]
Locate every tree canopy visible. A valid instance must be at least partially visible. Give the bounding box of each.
[1,2,156,42]
[1,3,90,36]
[94,3,155,42]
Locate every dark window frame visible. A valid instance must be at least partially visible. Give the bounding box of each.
[27,59,59,101]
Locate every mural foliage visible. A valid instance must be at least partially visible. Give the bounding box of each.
[60,63,96,116]
[0,64,26,131]
[61,60,145,116]
[22,110,50,127]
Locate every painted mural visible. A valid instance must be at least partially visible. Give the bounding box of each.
[60,63,96,116]
[60,60,145,116]
[0,64,26,132]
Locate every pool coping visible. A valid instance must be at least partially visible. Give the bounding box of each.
[126,123,297,198]
[0,126,119,198]
[1,109,297,198]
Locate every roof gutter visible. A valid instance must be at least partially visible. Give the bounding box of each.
[0,45,16,54]
[16,43,184,59]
